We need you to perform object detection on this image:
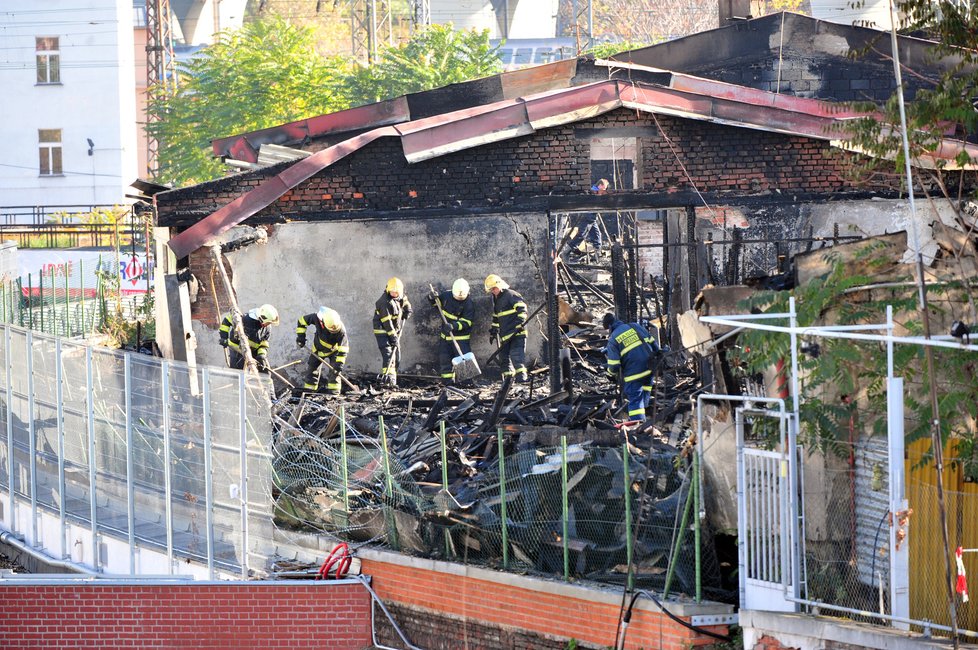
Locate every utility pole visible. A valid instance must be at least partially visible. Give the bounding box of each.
[351,0,393,64]
[145,0,177,179]
[571,0,593,54]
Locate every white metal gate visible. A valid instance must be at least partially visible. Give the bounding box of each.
[736,404,797,612]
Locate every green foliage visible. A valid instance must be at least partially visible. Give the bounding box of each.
[735,256,978,473]
[586,40,657,59]
[149,20,500,187]
[148,16,350,186]
[344,24,501,106]
[843,1,978,196]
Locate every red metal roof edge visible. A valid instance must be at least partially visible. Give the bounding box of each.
[211,97,411,163]
[168,77,978,258]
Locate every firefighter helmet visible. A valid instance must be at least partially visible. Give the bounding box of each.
[317,307,343,333]
[452,278,470,300]
[386,277,404,296]
[484,274,508,293]
[249,304,280,327]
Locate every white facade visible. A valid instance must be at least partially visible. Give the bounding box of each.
[0,0,138,209]
[430,0,557,39]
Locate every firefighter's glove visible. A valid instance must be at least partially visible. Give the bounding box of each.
[514,323,525,335]
[441,322,453,336]
[427,292,438,307]
[387,334,398,347]
[489,329,499,346]
[296,335,306,348]
[256,357,270,373]
[220,338,229,348]
[325,368,338,384]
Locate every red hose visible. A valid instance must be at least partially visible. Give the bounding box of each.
[317,543,352,580]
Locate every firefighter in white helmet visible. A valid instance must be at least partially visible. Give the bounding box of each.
[296,307,349,394]
[219,304,279,373]
[372,277,413,387]
[485,274,528,382]
[428,278,475,382]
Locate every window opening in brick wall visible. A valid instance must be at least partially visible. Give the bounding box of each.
[36,36,60,84]
[590,137,638,189]
[39,129,63,176]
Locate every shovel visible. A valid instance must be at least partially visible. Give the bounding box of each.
[430,285,481,381]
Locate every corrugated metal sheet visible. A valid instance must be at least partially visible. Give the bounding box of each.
[854,435,890,589]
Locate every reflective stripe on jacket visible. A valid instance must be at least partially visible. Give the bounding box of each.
[605,318,657,383]
[491,288,527,342]
[219,312,271,357]
[372,292,413,336]
[296,313,349,369]
[438,289,475,341]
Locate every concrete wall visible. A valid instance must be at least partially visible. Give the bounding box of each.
[190,214,550,377]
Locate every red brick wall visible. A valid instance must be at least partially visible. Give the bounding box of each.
[752,634,800,650]
[157,107,889,227]
[0,582,371,650]
[360,557,729,650]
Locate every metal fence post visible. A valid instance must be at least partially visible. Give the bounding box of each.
[498,427,509,569]
[124,353,135,574]
[379,415,399,551]
[561,435,569,581]
[694,443,702,603]
[49,267,56,335]
[238,372,249,580]
[4,327,12,531]
[664,475,695,599]
[27,273,33,330]
[79,260,86,335]
[161,360,173,573]
[624,441,633,591]
[56,338,66,558]
[340,406,350,514]
[85,346,98,571]
[441,420,451,558]
[2,283,6,323]
[26,331,37,546]
[63,265,69,336]
[202,367,214,579]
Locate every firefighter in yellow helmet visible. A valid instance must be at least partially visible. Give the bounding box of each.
[373,277,413,386]
[219,304,279,373]
[485,274,528,382]
[296,307,349,394]
[428,278,475,382]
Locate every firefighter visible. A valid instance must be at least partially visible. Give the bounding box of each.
[373,277,412,387]
[603,312,659,422]
[219,304,279,373]
[296,307,349,394]
[485,274,528,382]
[429,278,475,382]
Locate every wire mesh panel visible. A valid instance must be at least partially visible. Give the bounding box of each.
[165,362,208,562]
[60,340,91,523]
[128,354,168,556]
[30,333,59,515]
[90,347,129,542]
[0,327,9,500]
[8,329,30,504]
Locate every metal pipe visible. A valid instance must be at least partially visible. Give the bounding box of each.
[354,574,425,650]
[440,420,450,558]
[623,441,633,591]
[379,416,398,551]
[561,435,569,580]
[788,297,804,601]
[663,473,694,599]
[5,327,13,531]
[203,367,214,578]
[124,353,134,574]
[0,531,100,576]
[498,427,508,569]
[341,406,350,514]
[694,436,701,603]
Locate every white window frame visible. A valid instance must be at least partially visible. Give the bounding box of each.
[39,129,63,176]
[36,36,60,84]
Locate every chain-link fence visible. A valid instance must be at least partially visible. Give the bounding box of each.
[271,403,725,597]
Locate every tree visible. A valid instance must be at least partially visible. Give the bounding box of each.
[343,24,501,107]
[147,16,350,186]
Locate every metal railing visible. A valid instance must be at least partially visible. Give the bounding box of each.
[0,324,275,579]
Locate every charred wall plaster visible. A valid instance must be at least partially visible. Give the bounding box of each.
[189,214,549,377]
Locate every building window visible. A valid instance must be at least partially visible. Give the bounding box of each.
[39,129,63,176]
[36,37,60,84]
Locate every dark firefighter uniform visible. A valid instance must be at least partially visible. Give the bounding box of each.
[296,314,349,394]
[219,312,271,372]
[491,287,528,381]
[373,291,412,384]
[434,288,475,381]
[605,316,659,421]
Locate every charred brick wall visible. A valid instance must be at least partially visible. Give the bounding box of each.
[0,581,371,650]
[360,553,731,650]
[157,107,886,228]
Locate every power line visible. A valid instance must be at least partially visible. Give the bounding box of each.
[0,162,125,179]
